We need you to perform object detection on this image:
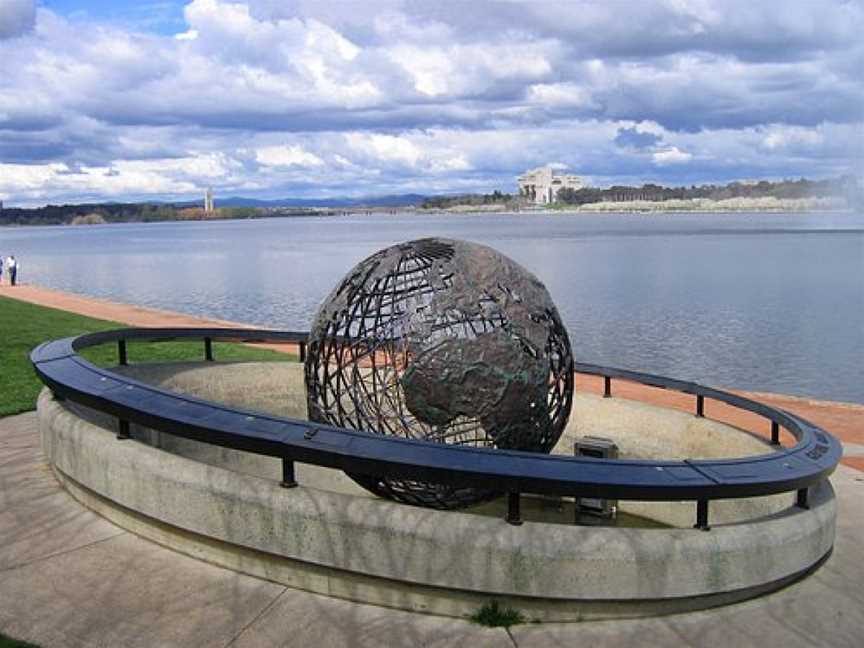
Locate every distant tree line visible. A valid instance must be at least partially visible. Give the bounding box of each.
[0,202,262,226]
[420,190,513,209]
[2,176,858,225]
[555,176,858,206]
[417,176,859,210]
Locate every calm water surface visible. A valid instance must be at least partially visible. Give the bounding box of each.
[2,211,862,403]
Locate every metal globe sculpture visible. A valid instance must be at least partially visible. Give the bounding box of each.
[304,238,574,509]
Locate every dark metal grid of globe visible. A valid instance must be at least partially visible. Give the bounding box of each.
[304,238,574,509]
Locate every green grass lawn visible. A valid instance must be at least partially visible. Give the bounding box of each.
[0,295,293,417]
[0,633,41,648]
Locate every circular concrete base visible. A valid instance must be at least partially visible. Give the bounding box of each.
[37,362,837,620]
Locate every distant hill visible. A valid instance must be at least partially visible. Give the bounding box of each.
[0,194,435,226]
[202,194,429,208]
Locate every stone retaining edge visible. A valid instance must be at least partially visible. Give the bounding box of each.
[38,388,837,620]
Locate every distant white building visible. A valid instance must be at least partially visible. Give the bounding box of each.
[204,188,215,212]
[517,166,585,204]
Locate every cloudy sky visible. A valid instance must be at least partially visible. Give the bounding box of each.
[0,0,862,206]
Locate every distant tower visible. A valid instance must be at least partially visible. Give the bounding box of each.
[204,188,214,213]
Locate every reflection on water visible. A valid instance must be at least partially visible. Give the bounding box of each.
[2,210,862,403]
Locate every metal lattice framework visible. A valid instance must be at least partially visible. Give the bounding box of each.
[304,238,574,509]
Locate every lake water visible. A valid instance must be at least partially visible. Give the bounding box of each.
[2,211,862,403]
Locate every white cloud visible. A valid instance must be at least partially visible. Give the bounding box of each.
[429,155,472,173]
[652,147,693,165]
[0,153,241,202]
[389,41,556,98]
[762,126,823,151]
[0,162,67,192]
[527,83,597,108]
[255,145,324,167]
[0,161,194,201]
[389,46,451,97]
[0,0,861,205]
[346,133,422,166]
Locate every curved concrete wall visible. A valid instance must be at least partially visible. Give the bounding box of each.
[37,369,837,619]
[110,362,793,527]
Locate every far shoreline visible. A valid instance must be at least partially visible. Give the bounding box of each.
[421,206,855,216]
[0,204,857,227]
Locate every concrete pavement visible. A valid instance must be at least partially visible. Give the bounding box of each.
[0,413,505,648]
[1,410,863,647]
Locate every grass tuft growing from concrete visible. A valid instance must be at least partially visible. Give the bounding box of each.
[0,295,292,417]
[469,600,526,627]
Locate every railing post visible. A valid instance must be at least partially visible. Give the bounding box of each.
[694,499,710,531]
[603,376,612,398]
[280,457,298,488]
[796,488,809,509]
[771,421,780,446]
[506,492,523,526]
[696,394,704,418]
[299,341,306,363]
[204,337,214,362]
[118,339,127,366]
[116,419,130,440]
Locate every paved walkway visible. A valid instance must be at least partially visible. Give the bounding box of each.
[0,284,252,330]
[2,411,864,647]
[0,413,503,648]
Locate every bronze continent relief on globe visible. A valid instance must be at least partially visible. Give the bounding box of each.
[304,237,574,509]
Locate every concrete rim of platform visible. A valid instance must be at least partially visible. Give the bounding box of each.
[37,369,837,621]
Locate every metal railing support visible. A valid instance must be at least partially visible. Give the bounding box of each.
[771,421,780,446]
[694,499,710,531]
[280,457,298,488]
[507,492,523,526]
[696,394,704,418]
[116,419,130,440]
[204,337,214,361]
[118,339,127,366]
[603,376,611,398]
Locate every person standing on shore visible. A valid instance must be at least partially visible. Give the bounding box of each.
[7,255,17,286]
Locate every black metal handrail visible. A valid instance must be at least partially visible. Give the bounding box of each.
[30,327,842,530]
